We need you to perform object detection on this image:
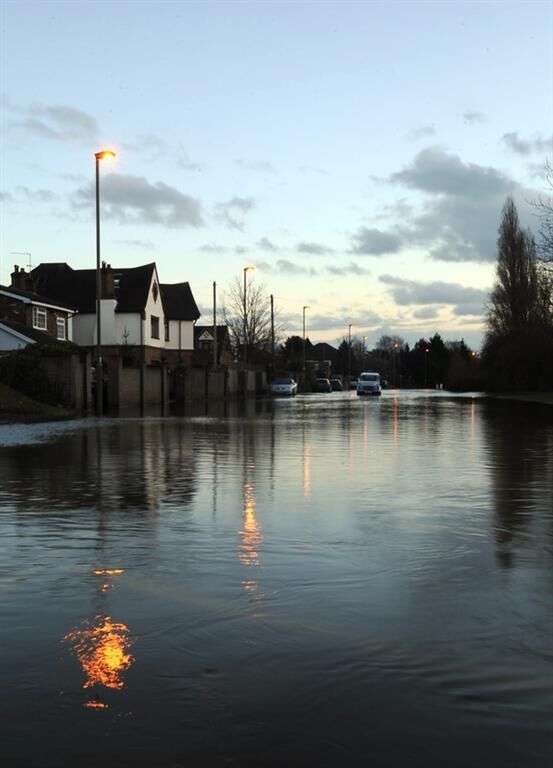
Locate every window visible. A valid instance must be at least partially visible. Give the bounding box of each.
[164,320,170,342]
[33,305,47,330]
[56,317,66,340]
[151,315,160,339]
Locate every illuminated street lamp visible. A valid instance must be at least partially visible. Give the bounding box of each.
[243,265,255,388]
[95,149,116,417]
[302,305,310,386]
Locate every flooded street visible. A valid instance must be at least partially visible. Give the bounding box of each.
[1,391,552,767]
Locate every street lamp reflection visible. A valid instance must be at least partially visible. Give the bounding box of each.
[240,482,262,568]
[63,615,134,695]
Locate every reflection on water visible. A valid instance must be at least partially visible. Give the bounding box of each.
[0,392,552,767]
[64,615,134,694]
[63,568,133,707]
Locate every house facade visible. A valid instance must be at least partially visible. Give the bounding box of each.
[1,269,75,350]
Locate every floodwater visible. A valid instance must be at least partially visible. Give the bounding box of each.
[0,391,552,768]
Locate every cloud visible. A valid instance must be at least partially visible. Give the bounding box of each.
[390,146,511,199]
[15,186,57,202]
[73,173,203,227]
[326,262,370,276]
[199,243,230,254]
[255,259,317,276]
[235,158,275,174]
[412,307,440,320]
[501,131,553,156]
[463,111,487,125]
[114,239,155,251]
[11,104,99,144]
[387,146,528,261]
[122,133,168,158]
[257,237,278,252]
[406,124,436,141]
[350,226,403,255]
[297,241,335,255]
[302,310,383,333]
[0,192,14,202]
[379,274,487,316]
[214,196,255,230]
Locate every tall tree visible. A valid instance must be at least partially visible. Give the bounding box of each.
[484,197,553,390]
[486,197,539,337]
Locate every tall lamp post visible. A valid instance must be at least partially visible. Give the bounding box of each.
[302,305,310,388]
[424,347,429,387]
[95,149,116,417]
[243,265,255,393]
[348,323,354,378]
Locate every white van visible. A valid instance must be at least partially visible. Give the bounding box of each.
[357,371,382,396]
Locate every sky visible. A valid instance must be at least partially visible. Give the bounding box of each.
[1,0,552,350]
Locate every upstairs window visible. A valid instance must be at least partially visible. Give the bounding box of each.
[151,315,160,339]
[56,317,66,340]
[164,320,170,342]
[32,305,47,330]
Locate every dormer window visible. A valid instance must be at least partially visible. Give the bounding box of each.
[32,305,47,330]
[152,281,159,302]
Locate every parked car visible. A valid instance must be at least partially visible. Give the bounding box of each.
[330,378,343,391]
[271,377,298,396]
[357,372,382,396]
[349,378,358,390]
[313,378,332,393]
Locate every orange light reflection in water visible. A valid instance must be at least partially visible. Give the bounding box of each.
[93,569,124,576]
[240,483,262,568]
[303,446,312,499]
[63,615,134,692]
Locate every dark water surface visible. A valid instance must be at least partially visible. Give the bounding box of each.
[1,391,552,767]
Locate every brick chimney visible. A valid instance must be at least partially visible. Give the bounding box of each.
[100,261,115,299]
[11,265,28,292]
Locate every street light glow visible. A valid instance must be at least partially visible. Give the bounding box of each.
[95,150,117,162]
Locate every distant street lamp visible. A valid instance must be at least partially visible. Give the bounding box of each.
[302,305,310,387]
[348,323,354,377]
[95,149,116,417]
[424,347,429,387]
[394,342,401,388]
[243,265,255,390]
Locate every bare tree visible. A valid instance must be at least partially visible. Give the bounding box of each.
[531,159,553,267]
[221,276,275,359]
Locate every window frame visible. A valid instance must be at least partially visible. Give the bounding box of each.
[56,316,66,340]
[32,305,47,330]
[151,315,160,340]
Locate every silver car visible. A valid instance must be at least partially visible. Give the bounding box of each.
[271,377,298,396]
[357,372,382,396]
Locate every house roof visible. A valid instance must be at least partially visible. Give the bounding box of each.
[31,263,96,313]
[0,282,76,312]
[0,319,77,348]
[115,264,156,313]
[161,283,200,321]
[311,342,338,361]
[31,262,157,315]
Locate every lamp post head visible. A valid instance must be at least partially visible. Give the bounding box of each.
[303,305,310,311]
[95,150,117,161]
[243,265,255,274]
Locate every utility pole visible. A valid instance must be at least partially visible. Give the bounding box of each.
[212,281,217,369]
[270,294,275,376]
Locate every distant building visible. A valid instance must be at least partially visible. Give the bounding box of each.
[193,325,234,366]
